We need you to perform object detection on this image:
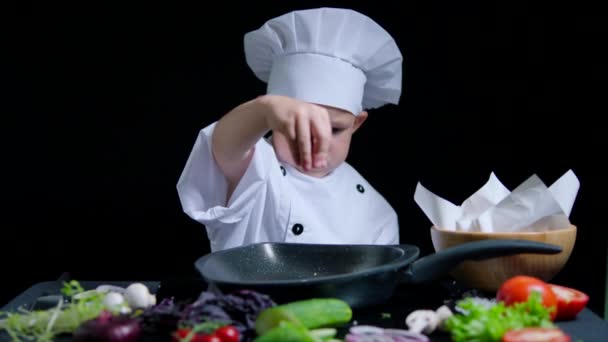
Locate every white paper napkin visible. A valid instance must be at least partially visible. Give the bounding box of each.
[414,170,579,232]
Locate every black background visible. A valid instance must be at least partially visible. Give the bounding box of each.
[3,1,606,316]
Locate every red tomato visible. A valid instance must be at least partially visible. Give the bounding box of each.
[502,327,571,342]
[215,326,240,342]
[496,276,558,320]
[172,328,193,342]
[549,284,589,321]
[200,334,223,342]
[171,328,208,342]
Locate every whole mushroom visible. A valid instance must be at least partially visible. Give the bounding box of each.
[103,292,124,307]
[123,283,156,309]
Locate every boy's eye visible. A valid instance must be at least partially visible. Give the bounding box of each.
[332,127,345,134]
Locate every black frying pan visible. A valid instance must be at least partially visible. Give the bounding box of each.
[194,240,561,308]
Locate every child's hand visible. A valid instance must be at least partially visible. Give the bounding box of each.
[260,95,331,171]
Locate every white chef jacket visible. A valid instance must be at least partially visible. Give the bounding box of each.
[177,122,399,252]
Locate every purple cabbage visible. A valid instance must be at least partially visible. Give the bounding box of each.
[181,290,277,341]
[139,297,185,337]
[139,290,276,342]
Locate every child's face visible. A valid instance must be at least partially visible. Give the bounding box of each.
[271,106,368,178]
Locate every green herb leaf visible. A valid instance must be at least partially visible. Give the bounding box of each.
[61,280,85,298]
[445,292,554,342]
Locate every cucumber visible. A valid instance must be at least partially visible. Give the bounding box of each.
[309,328,337,340]
[277,298,352,329]
[255,298,352,335]
[255,307,302,335]
[253,321,317,342]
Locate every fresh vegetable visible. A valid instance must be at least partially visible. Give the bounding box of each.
[0,281,106,342]
[345,325,429,341]
[215,325,240,342]
[103,292,125,308]
[444,292,554,342]
[72,310,141,342]
[309,327,337,340]
[139,289,275,341]
[502,327,571,342]
[254,308,301,335]
[178,289,276,341]
[124,283,156,309]
[253,321,317,342]
[548,284,589,321]
[171,323,241,342]
[253,321,340,342]
[140,297,185,337]
[175,332,222,342]
[96,285,128,294]
[405,310,439,334]
[254,298,350,342]
[435,305,453,331]
[255,298,352,335]
[172,328,198,342]
[496,276,558,320]
[201,335,223,342]
[62,280,86,297]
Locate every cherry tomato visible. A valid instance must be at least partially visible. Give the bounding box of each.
[200,334,223,342]
[215,326,240,342]
[172,328,207,342]
[496,276,558,320]
[502,327,571,342]
[172,328,193,342]
[549,284,589,321]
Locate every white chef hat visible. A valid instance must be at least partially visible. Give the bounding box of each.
[243,7,403,116]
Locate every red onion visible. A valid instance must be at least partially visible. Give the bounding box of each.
[347,325,429,342]
[345,334,394,342]
[384,328,429,342]
[349,325,385,335]
[73,311,141,342]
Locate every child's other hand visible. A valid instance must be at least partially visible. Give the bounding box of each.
[259,95,331,171]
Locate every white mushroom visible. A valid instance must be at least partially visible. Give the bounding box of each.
[124,283,156,309]
[435,305,453,330]
[103,292,125,308]
[103,292,132,314]
[406,310,440,335]
[96,285,127,294]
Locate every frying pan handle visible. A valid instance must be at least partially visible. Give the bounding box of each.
[401,239,562,284]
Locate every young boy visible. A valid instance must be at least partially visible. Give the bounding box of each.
[177,7,403,252]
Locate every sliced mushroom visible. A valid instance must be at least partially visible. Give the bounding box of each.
[406,310,440,335]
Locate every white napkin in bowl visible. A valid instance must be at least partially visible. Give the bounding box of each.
[414,170,579,232]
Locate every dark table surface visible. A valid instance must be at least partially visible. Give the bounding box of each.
[2,277,607,341]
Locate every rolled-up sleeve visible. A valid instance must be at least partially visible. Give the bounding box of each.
[176,122,278,226]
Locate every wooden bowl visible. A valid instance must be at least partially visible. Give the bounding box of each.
[430,225,577,292]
